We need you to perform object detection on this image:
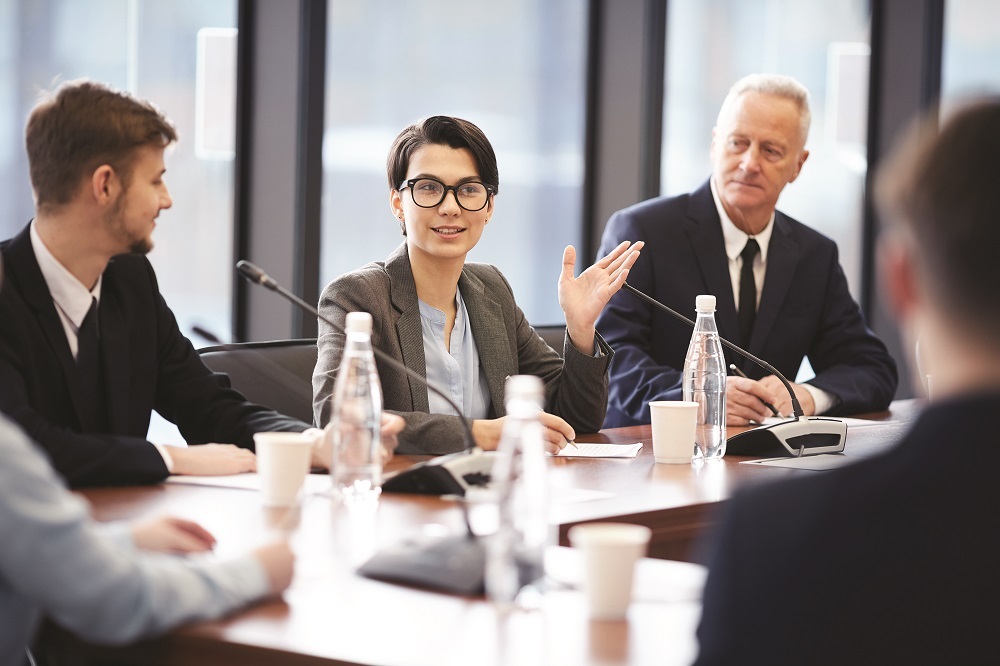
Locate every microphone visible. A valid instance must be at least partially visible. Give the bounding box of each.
[620,282,847,457]
[236,260,488,595]
[235,260,495,496]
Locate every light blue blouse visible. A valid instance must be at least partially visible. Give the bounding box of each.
[418,288,491,419]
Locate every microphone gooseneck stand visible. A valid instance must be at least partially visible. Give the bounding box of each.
[236,260,491,595]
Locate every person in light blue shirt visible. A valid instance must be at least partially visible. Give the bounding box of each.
[0,405,295,664]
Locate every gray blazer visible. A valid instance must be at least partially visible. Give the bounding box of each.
[313,243,613,455]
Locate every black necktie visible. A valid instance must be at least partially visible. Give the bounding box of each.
[76,297,108,432]
[738,238,760,347]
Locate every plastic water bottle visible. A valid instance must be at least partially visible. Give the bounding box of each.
[485,375,551,609]
[329,312,383,501]
[683,295,727,460]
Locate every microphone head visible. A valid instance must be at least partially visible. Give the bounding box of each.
[236,260,277,290]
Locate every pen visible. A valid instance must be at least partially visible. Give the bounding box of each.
[728,364,781,417]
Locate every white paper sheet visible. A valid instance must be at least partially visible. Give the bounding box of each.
[554,442,643,458]
[166,472,332,495]
[740,454,854,471]
[760,416,897,428]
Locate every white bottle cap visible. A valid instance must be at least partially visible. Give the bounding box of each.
[695,294,716,312]
[345,311,373,334]
[506,374,544,404]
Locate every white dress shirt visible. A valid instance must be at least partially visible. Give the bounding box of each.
[708,181,834,415]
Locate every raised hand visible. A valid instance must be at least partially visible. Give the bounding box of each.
[558,241,643,354]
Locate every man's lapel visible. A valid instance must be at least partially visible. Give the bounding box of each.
[4,225,91,426]
[682,183,741,342]
[98,270,129,433]
[751,213,799,355]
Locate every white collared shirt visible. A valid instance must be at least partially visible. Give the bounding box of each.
[708,181,834,415]
[710,177,774,312]
[30,221,102,361]
[29,221,175,469]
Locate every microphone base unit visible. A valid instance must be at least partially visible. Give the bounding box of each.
[357,534,486,596]
[381,448,498,496]
[726,416,848,458]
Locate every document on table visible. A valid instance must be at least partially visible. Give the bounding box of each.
[740,454,854,471]
[554,442,643,458]
[167,473,332,495]
[760,416,898,428]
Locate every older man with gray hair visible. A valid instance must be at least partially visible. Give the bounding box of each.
[596,73,897,428]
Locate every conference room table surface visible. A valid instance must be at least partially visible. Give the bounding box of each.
[48,400,919,665]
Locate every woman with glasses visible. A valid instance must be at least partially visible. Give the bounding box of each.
[312,116,642,455]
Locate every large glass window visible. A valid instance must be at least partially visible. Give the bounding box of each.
[942,0,1000,109]
[0,0,237,342]
[321,0,588,324]
[661,0,871,298]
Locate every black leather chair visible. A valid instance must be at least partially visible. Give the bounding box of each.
[198,339,317,424]
[533,325,566,357]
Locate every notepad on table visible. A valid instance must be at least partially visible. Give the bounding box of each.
[555,442,643,458]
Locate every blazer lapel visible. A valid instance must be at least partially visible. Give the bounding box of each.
[385,244,430,412]
[751,213,799,355]
[98,272,130,433]
[3,225,91,427]
[458,268,511,415]
[683,183,741,342]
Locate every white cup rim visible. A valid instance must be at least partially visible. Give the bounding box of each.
[253,432,315,447]
[649,400,698,409]
[568,522,652,546]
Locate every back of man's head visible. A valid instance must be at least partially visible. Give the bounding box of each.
[26,79,177,212]
[876,99,1000,344]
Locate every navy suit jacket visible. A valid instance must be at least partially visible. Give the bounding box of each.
[695,393,1000,664]
[0,223,308,488]
[596,179,897,426]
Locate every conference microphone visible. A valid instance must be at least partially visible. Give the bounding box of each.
[235,260,495,496]
[236,260,488,595]
[620,282,847,457]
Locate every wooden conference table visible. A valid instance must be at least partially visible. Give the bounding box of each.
[48,400,918,665]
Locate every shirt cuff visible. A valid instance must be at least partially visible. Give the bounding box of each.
[803,383,836,415]
[97,522,139,554]
[153,444,175,474]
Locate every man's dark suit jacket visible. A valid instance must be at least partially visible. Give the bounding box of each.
[596,179,897,427]
[695,393,1000,664]
[0,224,308,488]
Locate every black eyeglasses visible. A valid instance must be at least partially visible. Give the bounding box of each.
[398,178,494,212]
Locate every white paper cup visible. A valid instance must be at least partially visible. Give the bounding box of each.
[649,400,698,464]
[569,523,652,620]
[254,432,314,507]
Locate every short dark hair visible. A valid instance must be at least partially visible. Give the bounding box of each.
[26,79,177,210]
[876,99,1000,338]
[386,116,499,194]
